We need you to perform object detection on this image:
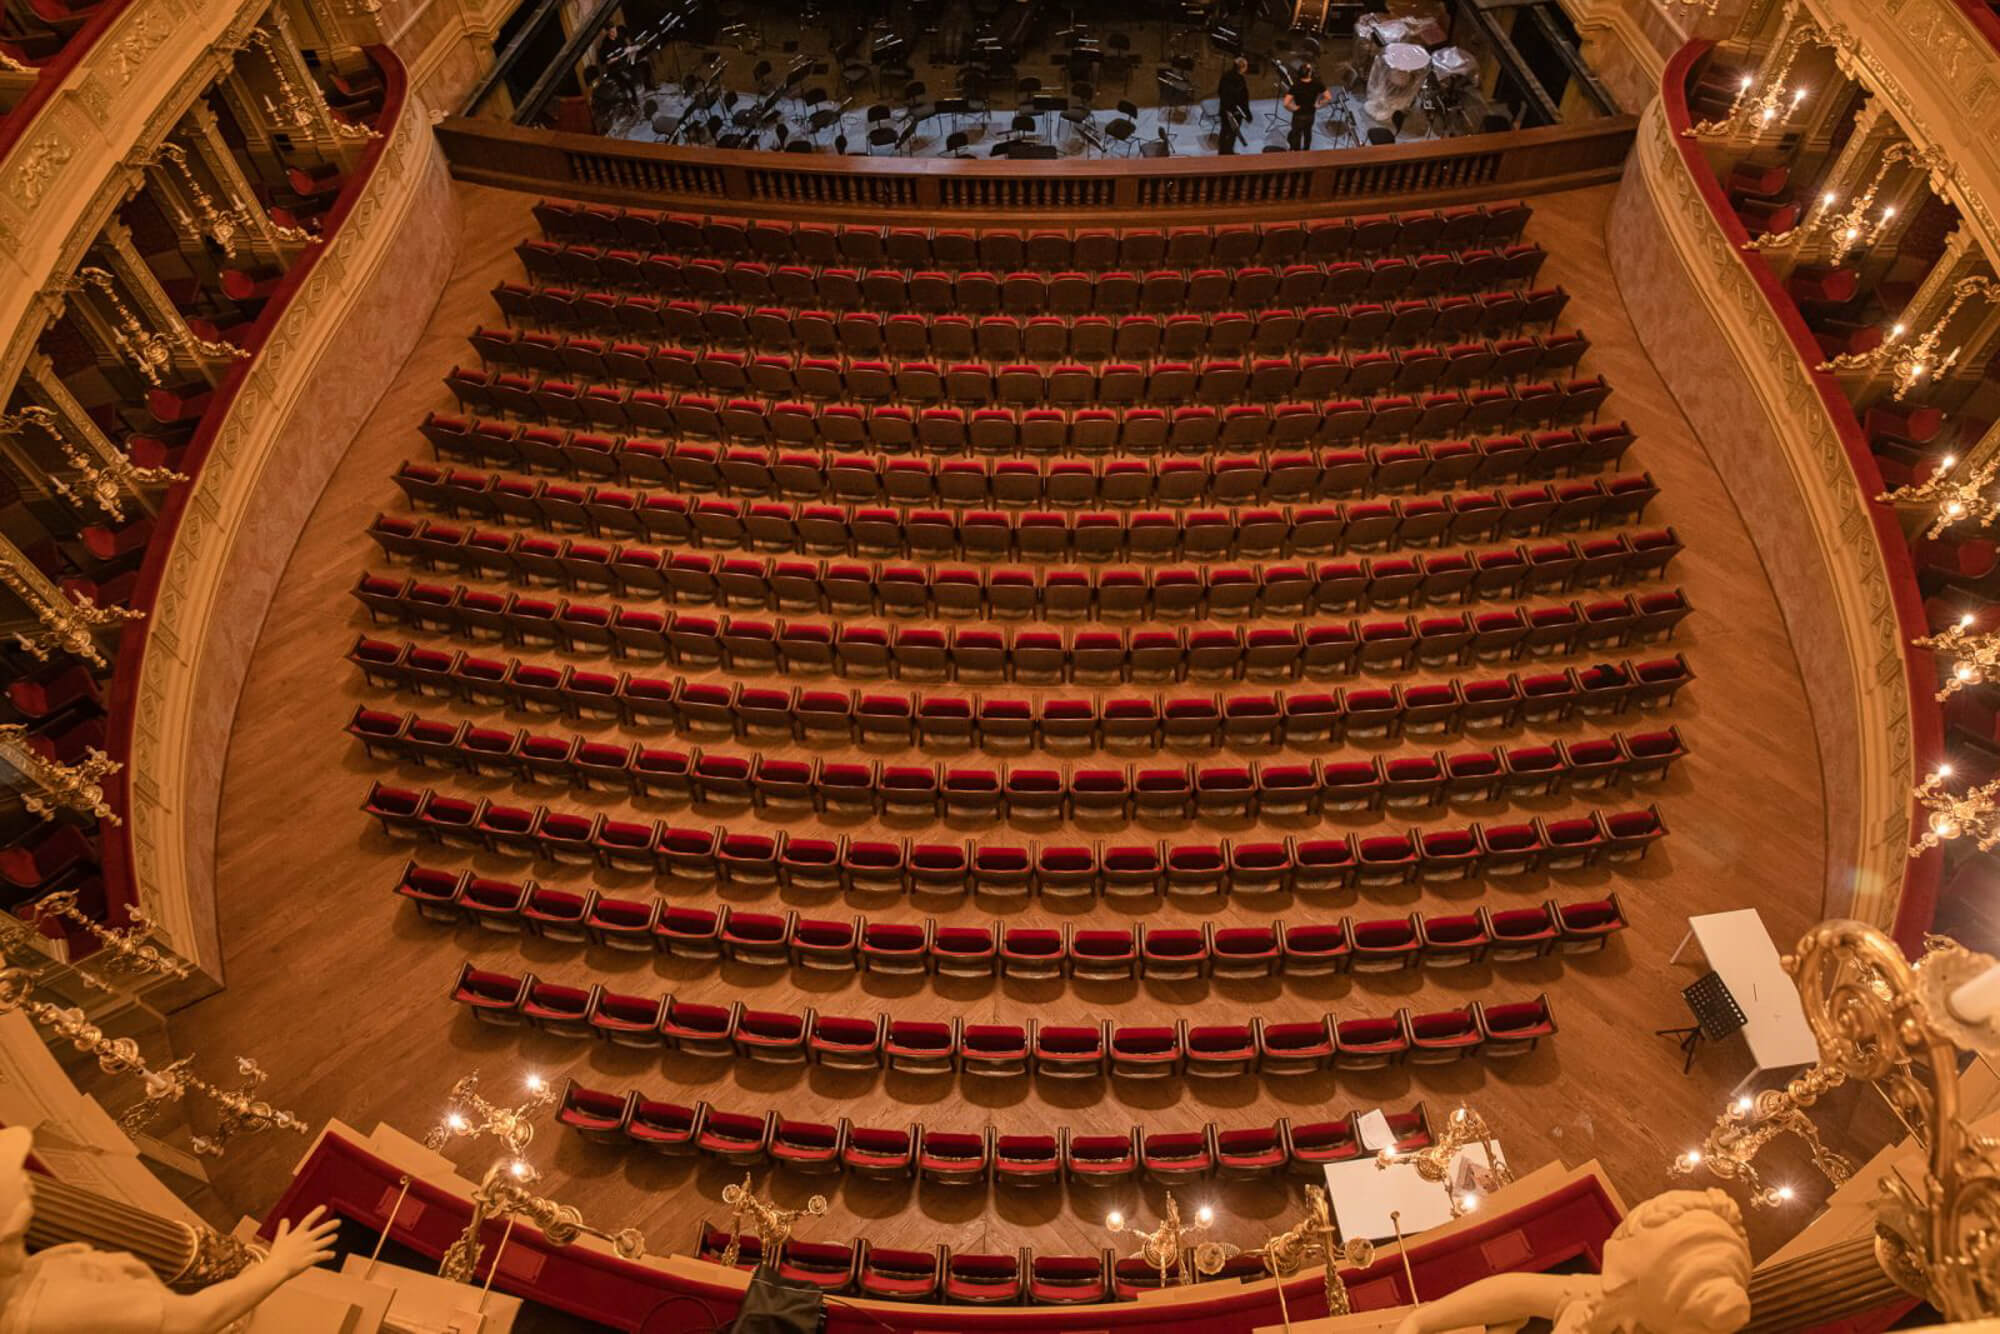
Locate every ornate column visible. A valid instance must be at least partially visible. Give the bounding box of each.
[10,355,183,521]
[213,69,282,179]
[95,222,241,385]
[184,102,313,261]
[245,10,370,166]
[22,1172,257,1288]
[0,533,140,671]
[1744,99,1890,273]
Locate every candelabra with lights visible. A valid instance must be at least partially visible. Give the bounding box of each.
[1108,1193,1239,1288]
[1909,763,2000,854]
[1914,613,2000,700]
[1376,1105,1514,1217]
[1669,1065,1855,1208]
[424,1070,555,1157]
[1258,1184,1375,1325]
[438,1157,645,1285]
[716,1173,827,1269]
[1877,452,2000,540]
[1821,276,2000,400]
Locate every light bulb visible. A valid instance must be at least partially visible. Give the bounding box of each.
[1948,499,1968,516]
[1458,1194,1479,1212]
[1961,613,1977,628]
[1684,1149,1703,1165]
[1776,1185,1795,1202]
[1792,88,1807,104]
[1882,206,1896,218]
[1740,75,1753,90]
[1844,226,1858,239]
[1197,1205,1214,1225]
[1734,1096,1753,1114]
[1943,455,1958,470]
[1892,324,1907,338]
[447,1113,467,1131]
[1822,191,1836,206]
[1938,764,1955,778]
[509,1160,529,1178]
[1932,812,1962,839]
[1106,1211,1123,1229]
[1762,107,1776,121]
[525,1073,545,1092]
[1958,664,1977,681]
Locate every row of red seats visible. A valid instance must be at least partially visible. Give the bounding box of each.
[468,328,1592,404]
[348,635,1696,743]
[528,198,1534,265]
[418,414,1637,493]
[371,784,1669,885]
[490,285,1572,357]
[353,707,1684,814]
[560,1080,1436,1187]
[510,245,1551,313]
[407,861,1626,970]
[388,470,1662,559]
[453,961,1559,1071]
[443,370,1615,443]
[466,331,1591,404]
[692,1223,1242,1304]
[365,519,1687,621]
[350,576,1687,684]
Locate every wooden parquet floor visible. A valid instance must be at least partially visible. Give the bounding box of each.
[171,181,1831,1263]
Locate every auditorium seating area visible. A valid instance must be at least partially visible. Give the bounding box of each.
[298,185,1735,1297]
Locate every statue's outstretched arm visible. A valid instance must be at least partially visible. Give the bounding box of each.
[1391,1271,1574,1334]
[158,1207,340,1334]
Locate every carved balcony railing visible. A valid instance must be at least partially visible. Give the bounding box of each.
[434,114,1640,225]
[1662,39,1943,946]
[87,45,410,975]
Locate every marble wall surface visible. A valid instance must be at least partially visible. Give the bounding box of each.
[1608,115,1885,922]
[154,134,459,977]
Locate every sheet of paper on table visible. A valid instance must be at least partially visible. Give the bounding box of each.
[1323,1142,1507,1242]
[1354,1109,1394,1151]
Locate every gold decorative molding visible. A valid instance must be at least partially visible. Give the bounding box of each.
[0,0,266,396]
[1794,0,2000,272]
[123,82,439,976]
[1620,96,1916,930]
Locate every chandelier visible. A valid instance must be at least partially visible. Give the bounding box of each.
[1909,763,2000,853]
[1877,452,2000,539]
[1914,613,2000,699]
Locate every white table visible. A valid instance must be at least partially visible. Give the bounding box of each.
[1669,908,1820,1071]
[1324,1142,1506,1242]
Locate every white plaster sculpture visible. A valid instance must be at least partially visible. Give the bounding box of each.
[1392,1189,1752,1334]
[0,1125,340,1333]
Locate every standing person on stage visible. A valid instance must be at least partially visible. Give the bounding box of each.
[1284,61,1330,151]
[1217,55,1250,155]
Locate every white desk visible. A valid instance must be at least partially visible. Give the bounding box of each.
[1324,1143,1505,1242]
[1669,908,1820,1071]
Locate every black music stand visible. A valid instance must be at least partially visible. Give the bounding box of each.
[1656,970,1746,1075]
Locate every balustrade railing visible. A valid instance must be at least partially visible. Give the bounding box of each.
[434,114,1638,223]
[88,45,409,957]
[1664,39,1944,946]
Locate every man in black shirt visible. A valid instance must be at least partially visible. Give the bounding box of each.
[1217,56,1250,155]
[1284,62,1330,151]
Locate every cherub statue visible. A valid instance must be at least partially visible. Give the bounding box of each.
[0,1125,341,1333]
[1393,1189,1751,1334]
